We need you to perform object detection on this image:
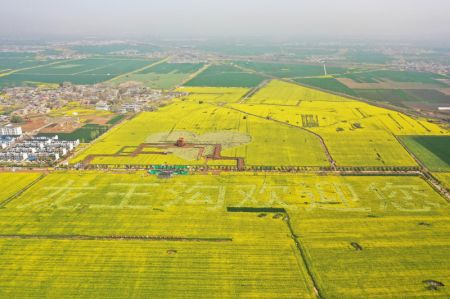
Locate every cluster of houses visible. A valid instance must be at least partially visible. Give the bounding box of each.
[0,125,79,164]
[0,83,186,117]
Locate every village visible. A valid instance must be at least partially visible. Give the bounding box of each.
[0,82,186,118]
[0,82,188,165]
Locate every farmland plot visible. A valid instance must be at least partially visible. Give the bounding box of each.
[0,173,42,205]
[71,100,328,167]
[111,62,205,89]
[184,65,265,88]
[0,172,448,298]
[231,86,446,167]
[0,58,155,86]
[400,136,450,171]
[235,61,348,78]
[0,172,327,298]
[246,80,353,105]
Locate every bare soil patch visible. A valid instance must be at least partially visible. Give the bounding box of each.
[337,78,443,90]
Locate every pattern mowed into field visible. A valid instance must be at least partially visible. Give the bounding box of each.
[0,172,325,298]
[0,172,448,297]
[401,136,450,171]
[71,100,329,167]
[231,81,447,167]
[184,65,265,88]
[0,58,155,86]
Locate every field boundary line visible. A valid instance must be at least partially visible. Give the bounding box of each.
[69,113,135,165]
[394,135,450,201]
[0,173,47,208]
[0,234,232,242]
[217,104,336,169]
[286,78,432,120]
[0,59,76,78]
[226,206,323,298]
[179,63,211,86]
[239,79,270,103]
[106,57,169,83]
[284,212,323,299]
[71,60,123,76]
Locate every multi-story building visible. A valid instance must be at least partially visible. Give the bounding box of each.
[0,125,22,136]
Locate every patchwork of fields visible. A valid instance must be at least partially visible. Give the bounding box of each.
[111,62,205,89]
[0,58,156,86]
[0,171,448,297]
[69,79,449,168]
[71,98,329,168]
[236,60,450,112]
[1,57,449,298]
[400,136,450,171]
[231,80,446,167]
[0,52,51,74]
[184,65,266,88]
[235,61,348,78]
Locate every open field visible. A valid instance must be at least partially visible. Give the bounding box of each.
[177,87,249,103]
[72,80,448,168]
[111,62,204,89]
[38,124,109,143]
[0,58,155,86]
[295,77,357,96]
[353,89,450,108]
[345,50,393,64]
[230,80,446,167]
[71,99,329,168]
[0,53,51,73]
[400,136,450,171]
[339,70,448,86]
[48,102,113,118]
[184,65,265,88]
[246,80,353,105]
[0,171,448,297]
[235,61,348,78]
[70,43,163,55]
[0,173,42,205]
[0,171,326,298]
[435,173,450,190]
[295,76,450,112]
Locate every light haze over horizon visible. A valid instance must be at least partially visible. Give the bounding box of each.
[1,0,449,42]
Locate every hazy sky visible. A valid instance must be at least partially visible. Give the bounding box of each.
[1,0,449,41]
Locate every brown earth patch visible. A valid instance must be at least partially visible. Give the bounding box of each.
[80,115,113,125]
[40,118,81,133]
[21,117,49,133]
[337,78,443,90]
[438,88,450,96]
